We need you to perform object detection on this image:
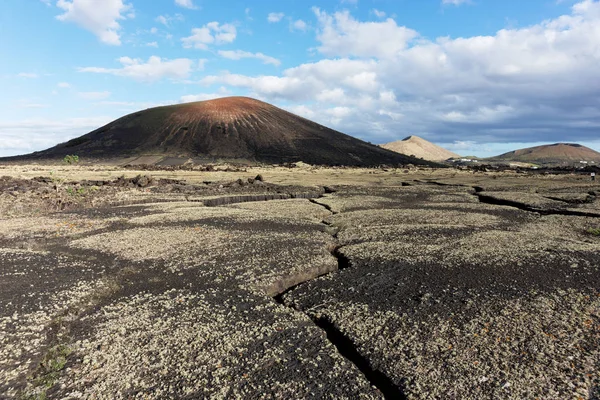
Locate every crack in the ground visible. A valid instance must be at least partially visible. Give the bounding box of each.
[274,277,407,400]
[199,191,323,206]
[475,192,600,218]
[271,199,407,400]
[309,198,337,214]
[543,195,596,205]
[413,180,470,188]
[311,315,407,400]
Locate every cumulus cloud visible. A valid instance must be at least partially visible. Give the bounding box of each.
[175,0,197,9]
[197,1,600,148]
[313,8,418,58]
[56,0,132,45]
[291,19,308,32]
[79,56,194,82]
[181,22,237,49]
[201,58,378,101]
[268,12,284,23]
[218,50,281,66]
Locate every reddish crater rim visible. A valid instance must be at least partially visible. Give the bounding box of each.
[173,96,275,121]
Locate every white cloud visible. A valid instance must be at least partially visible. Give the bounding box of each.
[200,58,377,102]
[291,19,308,32]
[155,14,183,26]
[57,82,71,88]
[313,8,418,58]
[17,73,39,78]
[78,91,111,100]
[372,9,386,18]
[79,56,194,82]
[56,0,132,45]
[180,86,230,103]
[146,41,158,47]
[180,93,225,103]
[442,0,471,5]
[182,22,237,49]
[268,12,284,23]
[218,50,281,66]
[175,0,197,9]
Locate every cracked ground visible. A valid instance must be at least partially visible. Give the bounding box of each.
[0,166,599,399]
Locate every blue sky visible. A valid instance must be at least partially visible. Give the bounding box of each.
[1,0,599,157]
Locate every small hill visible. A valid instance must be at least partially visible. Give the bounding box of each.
[1,97,437,167]
[491,143,600,165]
[381,136,460,161]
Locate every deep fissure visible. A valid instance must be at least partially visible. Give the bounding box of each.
[272,198,407,399]
[273,298,407,399]
[475,192,600,218]
[312,316,407,400]
[201,191,323,207]
[309,198,337,214]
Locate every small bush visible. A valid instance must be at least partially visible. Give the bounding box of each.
[63,155,79,165]
[587,228,600,236]
[66,186,87,197]
[35,344,71,388]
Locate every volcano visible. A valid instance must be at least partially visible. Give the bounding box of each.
[491,143,600,165]
[3,97,435,167]
[381,135,460,162]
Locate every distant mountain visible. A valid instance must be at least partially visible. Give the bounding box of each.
[1,97,437,167]
[381,135,460,161]
[490,143,600,165]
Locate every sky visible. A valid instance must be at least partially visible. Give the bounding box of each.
[1,0,599,157]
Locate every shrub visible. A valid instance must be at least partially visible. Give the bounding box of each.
[66,186,87,197]
[63,155,79,165]
[587,228,600,236]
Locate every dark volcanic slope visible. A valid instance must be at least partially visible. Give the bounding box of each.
[4,97,434,166]
[491,143,600,164]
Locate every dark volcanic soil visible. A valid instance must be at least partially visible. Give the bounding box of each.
[1,172,599,399]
